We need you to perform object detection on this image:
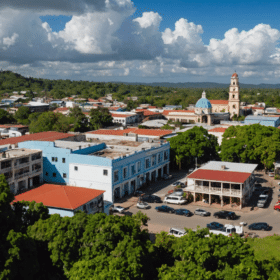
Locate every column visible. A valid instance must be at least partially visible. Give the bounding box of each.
[240,197,242,209]
[221,196,224,207]
[194,192,196,202]
[25,178,28,191]
[167,163,169,174]
[209,194,211,205]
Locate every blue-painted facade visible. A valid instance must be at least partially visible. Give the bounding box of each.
[18,141,111,184]
[244,116,280,127]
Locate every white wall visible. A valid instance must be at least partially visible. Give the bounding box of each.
[86,134,137,142]
[68,163,113,202]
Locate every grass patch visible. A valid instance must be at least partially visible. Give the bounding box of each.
[247,235,280,261]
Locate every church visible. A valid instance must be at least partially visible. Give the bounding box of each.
[163,72,240,125]
[209,72,240,117]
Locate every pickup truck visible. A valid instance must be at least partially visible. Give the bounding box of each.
[209,224,244,237]
[257,194,269,208]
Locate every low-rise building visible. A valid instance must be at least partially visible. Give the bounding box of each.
[244,115,280,127]
[13,184,105,217]
[208,127,227,145]
[18,135,171,202]
[0,147,43,194]
[185,161,258,208]
[111,112,139,126]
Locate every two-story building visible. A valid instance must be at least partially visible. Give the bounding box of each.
[18,136,171,202]
[185,161,258,208]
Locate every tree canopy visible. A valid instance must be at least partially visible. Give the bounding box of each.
[89,108,113,130]
[168,126,219,169]
[220,124,280,169]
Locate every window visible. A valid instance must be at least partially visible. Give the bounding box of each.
[145,158,150,169]
[114,170,119,182]
[152,155,156,166]
[74,166,78,171]
[53,173,56,177]
[62,158,66,163]
[158,154,161,163]
[83,205,87,212]
[1,160,11,169]
[52,157,58,162]
[45,172,48,176]
[63,173,67,178]
[232,95,235,99]
[123,167,127,179]
[233,105,236,109]
[137,161,141,172]
[90,202,94,209]
[131,165,136,175]
[103,169,108,176]
[32,153,41,161]
[164,151,168,160]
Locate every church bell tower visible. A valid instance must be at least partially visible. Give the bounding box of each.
[228,72,240,117]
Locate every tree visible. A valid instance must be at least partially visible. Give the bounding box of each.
[29,111,70,133]
[89,108,113,130]
[14,106,31,125]
[220,124,280,169]
[0,109,15,124]
[68,107,89,132]
[168,126,219,170]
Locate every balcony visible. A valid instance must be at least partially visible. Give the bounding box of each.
[32,168,41,174]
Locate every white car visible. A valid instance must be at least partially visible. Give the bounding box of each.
[194,208,211,216]
[137,202,150,209]
[112,205,125,213]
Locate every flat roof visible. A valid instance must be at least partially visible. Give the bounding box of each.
[200,161,258,173]
[13,184,105,210]
[188,169,251,184]
[0,148,41,160]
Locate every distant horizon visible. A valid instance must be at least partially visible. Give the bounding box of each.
[1,1,280,84]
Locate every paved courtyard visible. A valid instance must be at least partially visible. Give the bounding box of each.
[114,170,280,238]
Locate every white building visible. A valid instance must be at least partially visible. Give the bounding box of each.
[111,112,139,126]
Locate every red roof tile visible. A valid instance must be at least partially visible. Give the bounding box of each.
[111,113,134,118]
[188,169,250,184]
[209,100,229,105]
[88,99,101,102]
[54,107,69,112]
[88,128,173,137]
[208,127,227,133]
[0,124,28,128]
[0,131,71,146]
[13,184,104,210]
[162,110,195,116]
[232,72,238,78]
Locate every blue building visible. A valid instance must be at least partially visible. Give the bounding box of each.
[244,115,280,127]
[19,137,170,202]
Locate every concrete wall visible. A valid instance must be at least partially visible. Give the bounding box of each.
[86,133,137,142]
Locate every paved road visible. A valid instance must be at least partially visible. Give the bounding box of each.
[116,170,280,237]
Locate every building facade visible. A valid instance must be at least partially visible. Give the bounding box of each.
[185,161,257,208]
[19,138,170,202]
[0,148,43,194]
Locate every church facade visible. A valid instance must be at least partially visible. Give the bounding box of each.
[210,72,240,117]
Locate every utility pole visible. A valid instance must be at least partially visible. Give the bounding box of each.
[195,157,197,169]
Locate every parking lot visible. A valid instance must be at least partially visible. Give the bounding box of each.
[114,170,280,237]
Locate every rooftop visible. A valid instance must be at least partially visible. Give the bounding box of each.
[209,100,229,105]
[199,161,258,173]
[0,148,41,160]
[188,169,251,184]
[0,131,71,147]
[208,127,227,133]
[13,184,105,210]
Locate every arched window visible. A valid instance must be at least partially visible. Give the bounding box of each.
[233,82,235,85]
[232,95,235,99]
[233,105,236,109]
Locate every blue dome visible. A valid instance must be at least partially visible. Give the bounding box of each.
[195,91,212,109]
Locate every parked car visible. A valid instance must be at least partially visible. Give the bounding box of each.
[164,195,187,205]
[207,222,224,230]
[257,194,269,208]
[213,211,236,220]
[111,205,125,213]
[194,209,211,217]
[268,171,274,177]
[172,189,184,196]
[134,190,144,197]
[248,223,271,231]
[261,188,270,196]
[274,201,280,211]
[155,205,175,213]
[141,195,162,203]
[172,181,185,187]
[137,202,150,209]
[254,184,262,193]
[168,227,186,237]
[174,208,192,217]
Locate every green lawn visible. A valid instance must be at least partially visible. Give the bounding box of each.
[247,235,280,261]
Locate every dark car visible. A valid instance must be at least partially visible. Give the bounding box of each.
[206,222,224,230]
[155,205,175,213]
[213,211,236,220]
[134,190,144,197]
[254,184,262,192]
[261,189,270,196]
[174,208,192,217]
[248,223,271,231]
[142,195,162,203]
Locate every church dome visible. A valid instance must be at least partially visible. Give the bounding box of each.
[195,91,212,109]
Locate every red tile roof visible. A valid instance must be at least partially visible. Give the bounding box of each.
[109,106,121,111]
[88,128,173,137]
[13,184,104,210]
[188,169,250,184]
[208,127,227,133]
[88,99,101,103]
[209,100,229,105]
[0,131,71,146]
[0,124,28,128]
[111,113,134,118]
[54,107,69,112]
[135,109,161,116]
[232,73,238,78]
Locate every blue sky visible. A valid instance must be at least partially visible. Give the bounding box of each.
[2,0,280,84]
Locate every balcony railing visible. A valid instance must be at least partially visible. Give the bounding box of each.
[15,172,30,179]
[184,184,242,196]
